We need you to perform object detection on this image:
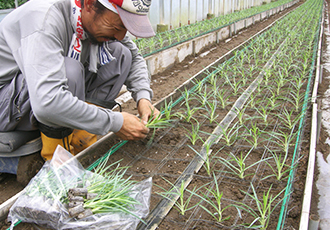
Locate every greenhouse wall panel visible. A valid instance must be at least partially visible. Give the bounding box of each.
[246,17,253,28]
[219,26,230,40]
[261,11,268,20]
[194,33,217,53]
[146,42,193,74]
[236,20,245,32]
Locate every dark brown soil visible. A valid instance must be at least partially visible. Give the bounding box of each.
[0,1,313,230]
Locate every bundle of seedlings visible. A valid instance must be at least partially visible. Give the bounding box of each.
[8,146,152,230]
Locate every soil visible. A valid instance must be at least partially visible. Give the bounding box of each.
[0,1,318,230]
[309,0,330,222]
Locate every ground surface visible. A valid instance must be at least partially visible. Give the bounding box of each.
[309,0,330,226]
[0,1,315,229]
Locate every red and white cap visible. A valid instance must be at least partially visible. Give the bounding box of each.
[98,0,155,38]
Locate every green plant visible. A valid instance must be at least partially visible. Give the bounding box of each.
[218,148,268,179]
[157,178,201,215]
[145,109,173,129]
[225,74,243,96]
[188,142,214,176]
[0,0,27,9]
[85,162,140,217]
[262,147,292,181]
[193,78,206,94]
[247,91,262,108]
[175,88,200,123]
[197,85,212,107]
[184,121,201,145]
[234,106,250,126]
[146,109,173,145]
[215,88,231,109]
[235,183,285,230]
[255,103,272,125]
[286,89,305,112]
[242,122,265,149]
[218,122,242,146]
[267,130,296,155]
[199,174,231,222]
[203,99,219,124]
[160,99,175,120]
[276,108,303,130]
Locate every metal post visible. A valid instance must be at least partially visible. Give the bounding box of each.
[15,0,18,8]
[170,0,172,29]
[196,0,198,23]
[188,0,190,24]
[179,0,182,27]
[214,0,216,16]
[203,0,205,20]
[160,0,164,24]
[232,0,234,13]
[209,0,212,14]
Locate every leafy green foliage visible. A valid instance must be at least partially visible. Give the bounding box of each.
[0,0,27,10]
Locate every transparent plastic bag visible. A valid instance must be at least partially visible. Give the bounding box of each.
[8,145,152,230]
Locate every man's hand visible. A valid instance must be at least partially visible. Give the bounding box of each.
[115,112,149,140]
[137,99,160,124]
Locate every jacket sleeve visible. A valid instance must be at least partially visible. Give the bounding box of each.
[119,36,153,103]
[19,31,123,135]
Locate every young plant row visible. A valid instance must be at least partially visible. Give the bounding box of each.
[150,0,321,228]
[134,0,294,56]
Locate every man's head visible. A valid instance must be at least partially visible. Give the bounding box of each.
[81,0,154,44]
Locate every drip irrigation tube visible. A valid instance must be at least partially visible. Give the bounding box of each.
[0,1,306,228]
[276,1,323,229]
[137,10,297,230]
[299,1,324,229]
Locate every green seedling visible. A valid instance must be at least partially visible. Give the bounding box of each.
[197,85,212,107]
[199,173,232,222]
[203,99,219,124]
[85,163,139,216]
[216,88,231,109]
[145,109,173,129]
[276,108,303,130]
[242,122,266,149]
[157,177,202,216]
[234,106,250,126]
[184,121,201,145]
[218,122,242,147]
[175,88,199,123]
[286,90,305,112]
[160,99,175,120]
[235,183,285,230]
[262,146,293,181]
[146,108,173,145]
[218,147,269,179]
[188,142,214,176]
[267,129,296,155]
[225,74,243,96]
[255,103,272,125]
[193,78,206,94]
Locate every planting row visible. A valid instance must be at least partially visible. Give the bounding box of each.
[126,0,320,229]
[6,0,320,229]
[134,0,294,57]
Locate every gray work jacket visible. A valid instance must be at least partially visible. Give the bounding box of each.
[0,0,153,135]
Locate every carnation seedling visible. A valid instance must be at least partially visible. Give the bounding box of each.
[157,178,202,216]
[184,121,201,145]
[199,174,232,222]
[235,184,285,230]
[217,148,268,179]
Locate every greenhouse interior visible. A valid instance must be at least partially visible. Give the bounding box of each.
[0,0,330,229]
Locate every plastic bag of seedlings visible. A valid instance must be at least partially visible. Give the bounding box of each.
[8,145,152,230]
